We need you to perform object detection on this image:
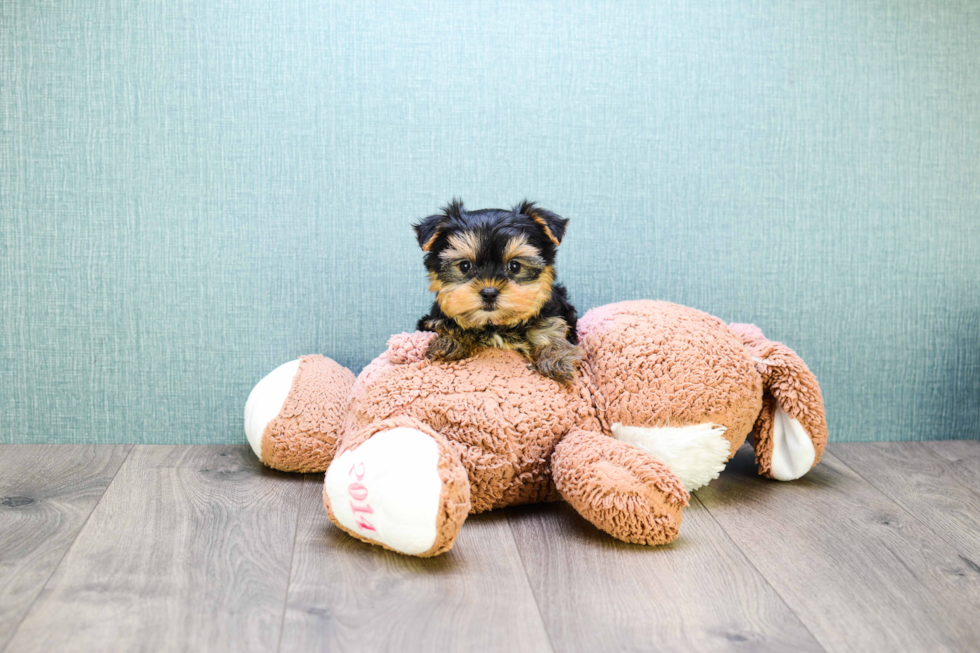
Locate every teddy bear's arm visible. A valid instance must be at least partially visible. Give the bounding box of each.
[551,428,690,546]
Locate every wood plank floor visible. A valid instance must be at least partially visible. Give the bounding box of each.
[1,442,978,653]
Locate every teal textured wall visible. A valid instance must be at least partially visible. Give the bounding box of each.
[2,1,978,444]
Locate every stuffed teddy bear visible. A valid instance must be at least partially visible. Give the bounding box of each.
[243,300,827,557]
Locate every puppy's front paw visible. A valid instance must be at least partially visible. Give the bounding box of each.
[532,344,582,385]
[426,334,471,362]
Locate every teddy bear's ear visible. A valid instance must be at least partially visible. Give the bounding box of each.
[514,200,568,246]
[413,199,464,251]
[731,324,828,481]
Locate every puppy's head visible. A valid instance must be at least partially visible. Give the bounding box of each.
[413,199,569,329]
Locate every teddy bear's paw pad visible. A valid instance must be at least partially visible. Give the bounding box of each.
[770,401,816,481]
[324,427,443,555]
[611,422,731,491]
[243,359,301,461]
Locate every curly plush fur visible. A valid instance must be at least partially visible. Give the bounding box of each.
[245,300,828,557]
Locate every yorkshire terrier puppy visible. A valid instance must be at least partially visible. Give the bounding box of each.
[414,199,580,384]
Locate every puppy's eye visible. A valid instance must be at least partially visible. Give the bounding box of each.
[508,260,521,274]
[458,261,472,274]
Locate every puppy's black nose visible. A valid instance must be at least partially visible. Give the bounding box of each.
[479,287,500,302]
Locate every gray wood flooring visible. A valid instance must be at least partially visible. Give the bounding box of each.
[1,442,978,653]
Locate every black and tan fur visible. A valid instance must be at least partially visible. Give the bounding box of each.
[414,199,580,384]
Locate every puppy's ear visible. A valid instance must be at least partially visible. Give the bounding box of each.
[413,213,447,251]
[413,198,464,251]
[514,200,568,246]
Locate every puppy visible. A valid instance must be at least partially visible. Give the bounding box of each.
[414,199,580,384]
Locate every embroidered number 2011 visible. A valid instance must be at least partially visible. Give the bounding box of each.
[348,462,376,532]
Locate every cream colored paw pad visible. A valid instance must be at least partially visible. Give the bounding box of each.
[324,427,443,555]
[612,422,731,491]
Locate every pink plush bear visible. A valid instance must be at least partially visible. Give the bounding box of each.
[244,301,827,557]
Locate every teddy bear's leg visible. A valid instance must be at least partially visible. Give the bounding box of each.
[243,355,355,473]
[323,417,471,557]
[551,428,690,546]
[730,323,829,481]
[610,422,732,491]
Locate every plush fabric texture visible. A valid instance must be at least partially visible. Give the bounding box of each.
[610,422,731,491]
[251,300,828,555]
[323,416,471,557]
[730,323,829,478]
[344,346,593,513]
[261,355,355,473]
[577,301,762,455]
[552,429,688,545]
